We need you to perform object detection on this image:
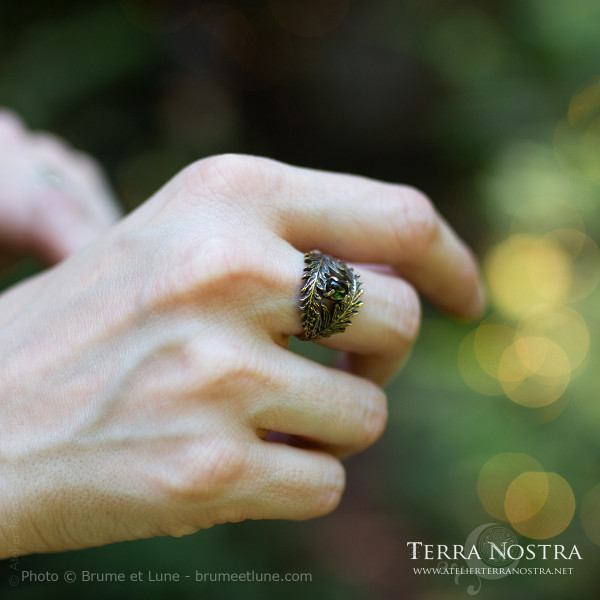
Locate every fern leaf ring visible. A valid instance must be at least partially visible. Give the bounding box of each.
[299,250,364,340]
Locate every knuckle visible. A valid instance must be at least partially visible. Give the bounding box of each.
[180,153,275,200]
[393,186,438,264]
[170,340,208,388]
[34,132,69,153]
[360,386,388,446]
[0,109,24,133]
[173,339,270,410]
[160,439,247,504]
[178,235,252,292]
[151,235,274,309]
[194,236,263,284]
[164,522,199,539]
[398,281,422,344]
[456,246,481,301]
[174,154,288,223]
[73,151,104,180]
[198,235,267,285]
[204,343,268,395]
[306,460,346,519]
[376,280,421,354]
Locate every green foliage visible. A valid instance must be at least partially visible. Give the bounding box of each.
[2,1,600,598]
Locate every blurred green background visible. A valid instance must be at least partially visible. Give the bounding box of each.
[1,0,600,598]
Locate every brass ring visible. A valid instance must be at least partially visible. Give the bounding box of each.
[299,250,363,340]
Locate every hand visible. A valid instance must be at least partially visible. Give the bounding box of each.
[0,154,483,556]
[0,109,120,267]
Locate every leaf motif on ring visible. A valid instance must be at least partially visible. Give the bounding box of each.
[299,251,363,340]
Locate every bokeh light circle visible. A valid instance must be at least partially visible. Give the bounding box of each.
[555,76,600,184]
[498,337,571,407]
[540,229,600,302]
[478,453,544,521]
[510,197,585,238]
[458,329,504,396]
[505,472,575,539]
[484,235,571,317]
[526,238,572,302]
[581,484,600,546]
[473,323,515,379]
[516,304,589,372]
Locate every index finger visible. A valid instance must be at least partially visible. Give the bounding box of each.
[261,160,485,319]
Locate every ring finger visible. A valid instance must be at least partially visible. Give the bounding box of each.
[263,237,422,384]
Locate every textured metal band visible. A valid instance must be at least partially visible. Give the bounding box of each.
[299,250,364,340]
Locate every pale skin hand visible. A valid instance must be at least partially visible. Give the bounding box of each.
[0,154,484,557]
[0,109,120,267]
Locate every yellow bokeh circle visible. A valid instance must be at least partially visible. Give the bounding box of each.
[473,323,515,379]
[498,336,571,408]
[505,472,575,539]
[458,329,504,396]
[516,304,589,372]
[581,484,600,546]
[477,453,544,521]
[484,235,571,317]
[542,229,600,302]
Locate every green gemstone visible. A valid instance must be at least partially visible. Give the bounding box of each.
[326,278,349,301]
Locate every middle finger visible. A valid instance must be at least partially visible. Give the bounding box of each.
[247,344,388,457]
